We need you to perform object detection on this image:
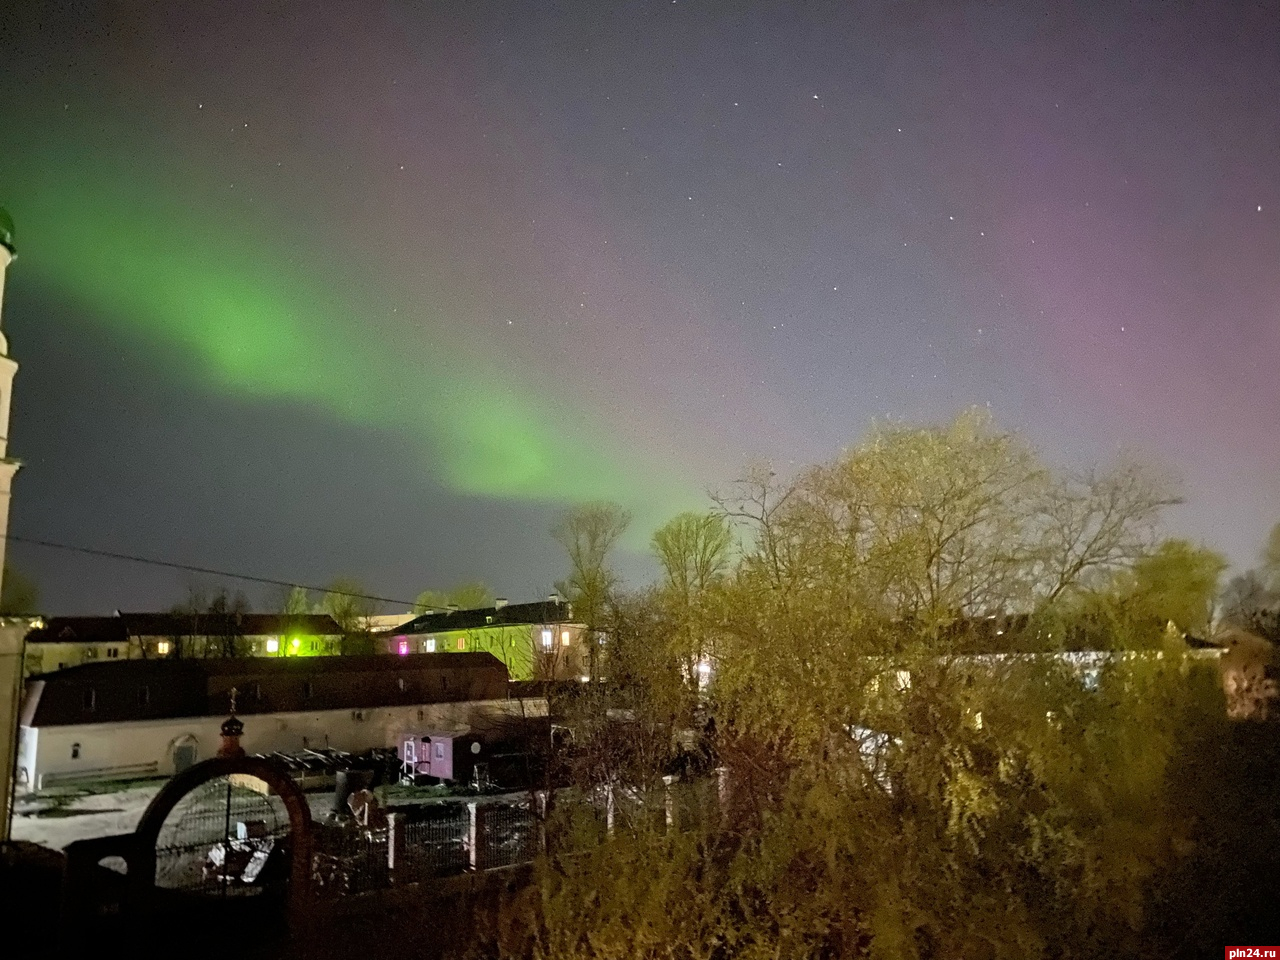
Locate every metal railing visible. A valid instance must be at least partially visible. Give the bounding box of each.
[477,802,536,870]
[311,826,390,897]
[309,778,720,900]
[396,808,469,881]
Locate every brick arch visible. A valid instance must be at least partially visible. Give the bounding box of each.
[132,754,314,918]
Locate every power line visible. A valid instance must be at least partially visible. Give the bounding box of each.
[4,533,418,607]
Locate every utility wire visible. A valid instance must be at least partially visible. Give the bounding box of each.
[4,533,418,607]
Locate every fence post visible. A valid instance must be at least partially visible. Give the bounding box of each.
[535,790,548,853]
[386,811,405,877]
[716,766,730,824]
[663,774,677,832]
[605,784,615,835]
[466,802,484,871]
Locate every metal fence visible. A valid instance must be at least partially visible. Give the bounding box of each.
[311,803,482,898]
[154,776,291,897]
[311,826,390,897]
[308,780,718,901]
[478,803,536,870]
[397,808,469,881]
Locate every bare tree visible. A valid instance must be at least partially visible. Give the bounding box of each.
[553,502,631,679]
[282,585,311,615]
[652,511,733,694]
[321,578,378,654]
[412,581,495,614]
[1264,521,1280,591]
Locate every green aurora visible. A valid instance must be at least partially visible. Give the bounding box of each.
[2,137,697,525]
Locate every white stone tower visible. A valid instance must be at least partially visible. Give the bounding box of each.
[0,205,19,841]
[0,207,19,588]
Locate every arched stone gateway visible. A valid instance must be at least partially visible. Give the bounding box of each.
[131,755,314,920]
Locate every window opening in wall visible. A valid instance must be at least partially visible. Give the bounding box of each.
[426,638,436,653]
[562,630,571,646]
[456,637,465,650]
[106,647,119,659]
[541,629,553,650]
[71,743,81,760]
[435,742,445,759]
[156,641,171,655]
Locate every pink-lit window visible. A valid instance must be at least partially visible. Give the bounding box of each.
[397,639,410,656]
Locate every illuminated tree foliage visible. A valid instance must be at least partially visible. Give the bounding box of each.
[483,412,1266,960]
[652,511,733,696]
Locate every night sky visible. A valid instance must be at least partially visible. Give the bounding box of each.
[1,1,1277,614]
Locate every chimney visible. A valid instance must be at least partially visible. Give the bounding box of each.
[494,598,508,609]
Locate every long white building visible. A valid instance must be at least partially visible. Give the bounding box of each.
[16,652,541,792]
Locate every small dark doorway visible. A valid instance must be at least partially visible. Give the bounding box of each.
[173,745,197,774]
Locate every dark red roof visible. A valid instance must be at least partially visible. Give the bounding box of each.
[22,652,509,726]
[26,612,342,644]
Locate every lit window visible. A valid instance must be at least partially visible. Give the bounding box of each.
[157,641,171,656]
[456,637,465,650]
[561,630,571,647]
[71,743,81,760]
[266,638,279,654]
[696,659,713,690]
[426,638,436,653]
[397,639,410,656]
[541,629,553,650]
[290,637,301,650]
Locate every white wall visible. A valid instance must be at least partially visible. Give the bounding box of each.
[19,697,548,792]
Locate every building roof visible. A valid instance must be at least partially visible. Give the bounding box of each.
[25,616,129,646]
[26,612,343,644]
[117,612,343,637]
[392,599,575,636]
[21,652,509,727]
